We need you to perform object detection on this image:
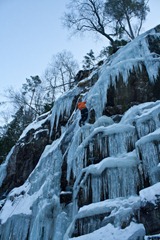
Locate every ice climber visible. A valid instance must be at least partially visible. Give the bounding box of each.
[77,100,88,127]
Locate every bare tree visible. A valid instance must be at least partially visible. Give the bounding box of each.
[44,50,79,98]
[5,87,26,109]
[63,0,116,46]
[4,75,44,125]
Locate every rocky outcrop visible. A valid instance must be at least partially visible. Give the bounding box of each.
[105,64,160,116]
[140,200,160,235]
[0,113,51,197]
[103,25,160,116]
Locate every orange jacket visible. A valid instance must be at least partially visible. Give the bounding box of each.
[77,101,87,110]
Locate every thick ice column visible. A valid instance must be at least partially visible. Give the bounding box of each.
[107,166,139,199]
[136,129,160,185]
[68,123,137,184]
[135,103,160,138]
[73,151,140,207]
[0,215,31,240]
[107,125,137,156]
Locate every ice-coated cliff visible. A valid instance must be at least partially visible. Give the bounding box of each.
[0,25,160,240]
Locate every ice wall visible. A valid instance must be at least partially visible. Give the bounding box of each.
[65,101,160,239]
[0,136,68,240]
[68,122,140,210]
[0,26,160,240]
[136,129,160,185]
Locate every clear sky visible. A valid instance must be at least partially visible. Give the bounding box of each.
[0,0,160,96]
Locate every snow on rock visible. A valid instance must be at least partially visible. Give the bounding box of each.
[145,234,160,240]
[68,222,145,240]
[64,196,142,239]
[77,195,140,219]
[140,182,160,204]
[121,100,160,138]
[85,150,138,174]
[19,111,51,140]
[121,101,160,125]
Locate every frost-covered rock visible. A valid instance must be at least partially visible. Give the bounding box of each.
[140,183,160,235]
[0,112,51,197]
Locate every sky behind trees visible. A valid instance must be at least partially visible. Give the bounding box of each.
[0,0,160,97]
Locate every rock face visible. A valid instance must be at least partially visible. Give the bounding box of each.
[0,25,160,240]
[105,64,160,116]
[140,200,160,235]
[0,113,51,197]
[104,26,160,116]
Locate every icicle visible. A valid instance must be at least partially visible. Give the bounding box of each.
[73,151,140,205]
[135,102,160,138]
[0,146,14,187]
[91,175,102,203]
[144,56,160,83]
[106,124,137,157]
[136,129,160,185]
[50,87,81,136]
[107,166,139,199]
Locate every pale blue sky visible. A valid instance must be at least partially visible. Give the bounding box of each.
[0,0,160,96]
